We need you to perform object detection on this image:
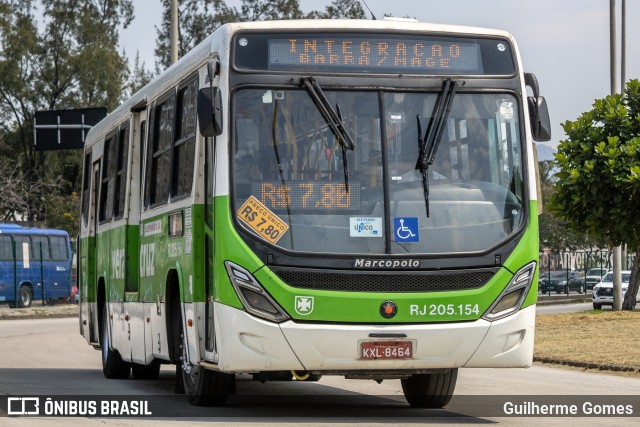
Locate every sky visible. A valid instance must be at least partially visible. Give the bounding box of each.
[120,0,639,157]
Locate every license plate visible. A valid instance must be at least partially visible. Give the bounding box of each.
[360,341,413,360]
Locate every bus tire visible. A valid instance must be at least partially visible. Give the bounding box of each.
[132,360,161,380]
[18,286,32,308]
[180,331,235,406]
[593,303,602,310]
[401,369,458,408]
[101,304,131,379]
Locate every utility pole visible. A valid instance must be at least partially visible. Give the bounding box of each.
[610,0,616,95]
[621,0,627,271]
[171,0,179,64]
[621,0,626,91]
[610,0,622,311]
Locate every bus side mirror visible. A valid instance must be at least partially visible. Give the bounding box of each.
[198,87,223,137]
[527,95,551,142]
[525,72,551,142]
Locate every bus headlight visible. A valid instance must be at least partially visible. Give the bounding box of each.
[482,262,536,321]
[225,261,289,323]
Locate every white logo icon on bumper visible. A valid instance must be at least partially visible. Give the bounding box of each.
[295,296,314,315]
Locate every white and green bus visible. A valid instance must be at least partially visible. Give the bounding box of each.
[78,18,551,408]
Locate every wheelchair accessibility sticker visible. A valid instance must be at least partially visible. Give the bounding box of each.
[393,217,419,242]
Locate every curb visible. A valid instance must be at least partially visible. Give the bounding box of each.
[536,297,591,306]
[534,356,640,374]
[0,313,78,321]
[0,302,79,321]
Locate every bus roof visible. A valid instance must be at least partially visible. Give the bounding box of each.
[0,224,69,237]
[84,18,517,146]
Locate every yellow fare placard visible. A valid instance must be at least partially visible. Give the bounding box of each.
[237,195,289,244]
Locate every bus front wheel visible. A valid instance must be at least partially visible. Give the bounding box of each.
[401,369,458,408]
[180,330,235,406]
[18,286,32,308]
[101,304,131,379]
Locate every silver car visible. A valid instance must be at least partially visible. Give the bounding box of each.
[584,267,607,290]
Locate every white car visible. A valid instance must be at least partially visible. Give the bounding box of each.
[592,270,632,309]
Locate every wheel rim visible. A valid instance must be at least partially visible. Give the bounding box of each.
[183,362,200,391]
[20,289,30,306]
[181,332,199,392]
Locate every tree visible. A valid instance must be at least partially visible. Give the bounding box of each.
[551,79,640,310]
[538,159,604,253]
[154,0,238,70]
[238,0,303,21]
[154,0,367,70]
[306,0,365,19]
[0,158,32,222]
[0,0,133,234]
[124,52,154,98]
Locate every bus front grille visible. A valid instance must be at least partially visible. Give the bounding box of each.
[268,267,498,293]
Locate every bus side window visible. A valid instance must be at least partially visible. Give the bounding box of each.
[81,150,92,226]
[113,125,130,219]
[100,132,118,222]
[172,78,198,198]
[0,235,12,260]
[139,120,146,208]
[31,236,51,260]
[50,236,68,261]
[145,91,176,207]
[12,235,30,261]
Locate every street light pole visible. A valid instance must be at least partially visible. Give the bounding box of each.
[610,0,617,94]
[621,0,626,91]
[171,0,179,64]
[610,0,623,311]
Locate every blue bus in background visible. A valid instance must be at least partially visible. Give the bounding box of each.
[0,224,73,307]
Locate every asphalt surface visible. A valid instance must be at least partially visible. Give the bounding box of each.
[1,317,639,425]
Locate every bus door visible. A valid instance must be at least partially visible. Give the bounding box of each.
[86,160,101,345]
[204,133,216,358]
[203,83,223,360]
[128,108,146,364]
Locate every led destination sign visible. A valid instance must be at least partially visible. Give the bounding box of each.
[269,38,482,73]
[234,32,515,75]
[251,181,360,210]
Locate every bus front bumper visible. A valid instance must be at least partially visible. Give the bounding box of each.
[213,302,535,373]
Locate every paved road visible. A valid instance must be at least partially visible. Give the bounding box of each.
[1,317,639,426]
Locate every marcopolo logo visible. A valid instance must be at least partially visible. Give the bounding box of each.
[353,259,420,269]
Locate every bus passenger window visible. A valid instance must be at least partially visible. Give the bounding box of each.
[113,125,129,218]
[81,151,92,226]
[12,235,30,261]
[100,133,118,222]
[146,93,176,207]
[172,78,197,198]
[31,236,51,260]
[0,235,12,260]
[50,236,68,261]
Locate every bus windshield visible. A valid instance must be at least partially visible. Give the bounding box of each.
[232,88,525,254]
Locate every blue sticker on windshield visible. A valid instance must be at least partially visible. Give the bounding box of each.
[393,217,419,242]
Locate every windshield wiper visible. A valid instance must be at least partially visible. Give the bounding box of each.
[415,79,457,217]
[301,77,355,193]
